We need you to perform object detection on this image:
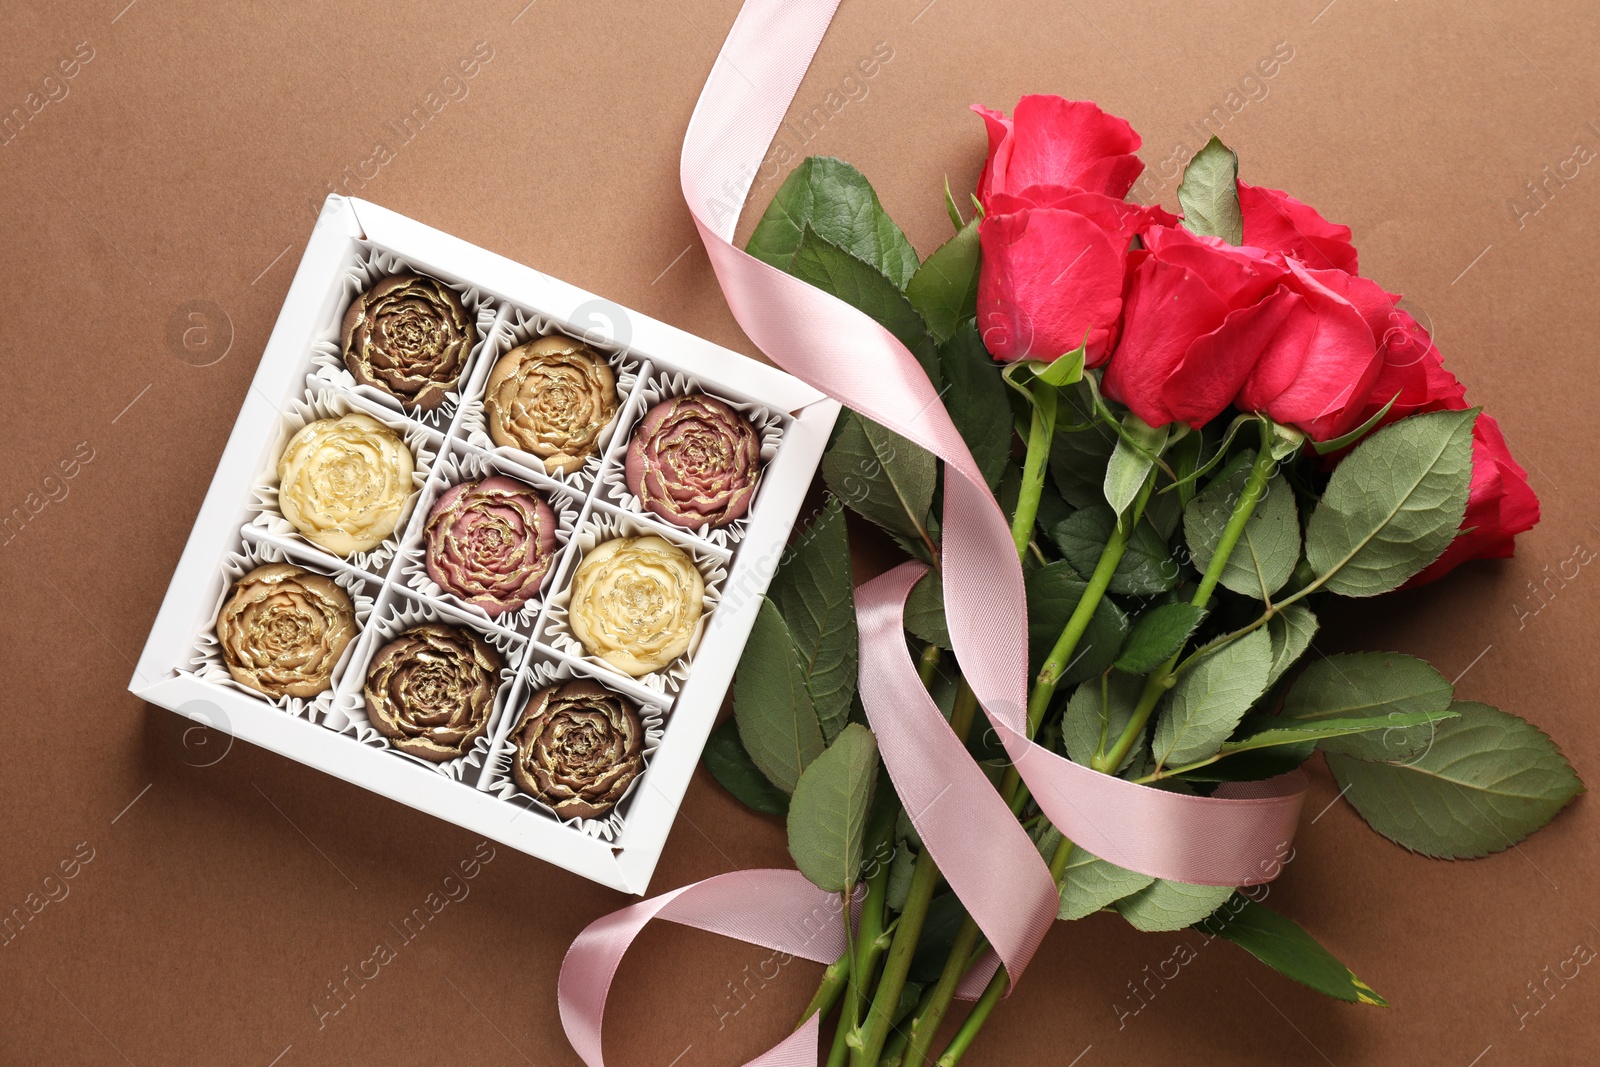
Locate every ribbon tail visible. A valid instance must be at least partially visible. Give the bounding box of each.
[558,870,850,1067]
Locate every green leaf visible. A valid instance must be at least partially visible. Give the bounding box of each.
[1035,478,1073,543]
[938,321,1011,490]
[1037,832,1155,920]
[1052,506,1179,596]
[703,719,790,816]
[1198,896,1387,1005]
[1168,429,1205,508]
[1064,673,1145,772]
[1310,392,1400,456]
[787,229,928,351]
[1265,603,1318,688]
[1144,480,1185,543]
[1115,603,1206,675]
[734,598,825,794]
[769,499,858,741]
[1048,403,1118,508]
[1103,413,1169,519]
[747,156,919,287]
[909,894,968,983]
[1268,423,1306,462]
[1222,710,1459,756]
[1115,879,1236,932]
[886,842,916,912]
[1034,346,1087,386]
[1026,561,1129,686]
[1152,628,1272,768]
[944,175,965,231]
[822,411,936,555]
[1174,744,1315,783]
[1184,458,1299,600]
[786,723,880,892]
[1177,137,1243,245]
[903,570,952,651]
[1327,701,1584,859]
[1281,652,1454,761]
[905,222,981,342]
[1304,409,1477,597]
[892,982,925,1026]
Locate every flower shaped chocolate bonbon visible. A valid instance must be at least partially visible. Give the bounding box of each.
[342,273,477,411]
[363,623,503,763]
[509,679,645,820]
[424,476,557,617]
[484,335,618,474]
[568,535,704,677]
[277,412,415,556]
[216,563,357,699]
[625,393,762,529]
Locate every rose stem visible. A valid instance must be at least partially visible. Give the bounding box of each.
[897,408,1145,1065]
[932,424,1283,1065]
[802,641,942,1044]
[908,440,1165,1062]
[880,1022,911,1067]
[796,952,852,1030]
[1008,393,1057,558]
[933,837,1081,1066]
[1095,424,1276,774]
[856,396,1064,1067]
[826,884,859,1067]
[999,468,1155,816]
[850,678,979,1066]
[834,815,896,1066]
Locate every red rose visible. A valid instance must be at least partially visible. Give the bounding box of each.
[977,187,1173,363]
[971,97,1168,363]
[1238,181,1360,275]
[1329,302,1539,586]
[1104,227,1384,437]
[1406,412,1541,586]
[1344,303,1467,429]
[1101,227,1289,427]
[972,96,1144,202]
[1233,261,1386,440]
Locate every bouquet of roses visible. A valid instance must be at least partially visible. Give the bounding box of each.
[697,95,1578,1066]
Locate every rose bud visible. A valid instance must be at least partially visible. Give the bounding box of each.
[277,412,415,556]
[363,623,504,763]
[484,335,619,474]
[625,394,762,529]
[342,274,477,411]
[568,535,704,677]
[424,476,557,617]
[971,95,1145,203]
[509,679,645,820]
[217,563,357,699]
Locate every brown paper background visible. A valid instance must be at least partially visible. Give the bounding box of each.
[3,0,1597,1063]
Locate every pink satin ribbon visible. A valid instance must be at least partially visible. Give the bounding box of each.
[559,871,849,1067]
[558,0,1308,1061]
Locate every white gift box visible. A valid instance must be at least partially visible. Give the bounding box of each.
[132,196,838,894]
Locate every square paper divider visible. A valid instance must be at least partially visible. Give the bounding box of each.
[132,195,838,894]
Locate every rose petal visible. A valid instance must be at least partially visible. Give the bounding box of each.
[1102,253,1230,427]
[1004,95,1144,199]
[1238,181,1359,275]
[977,205,1126,364]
